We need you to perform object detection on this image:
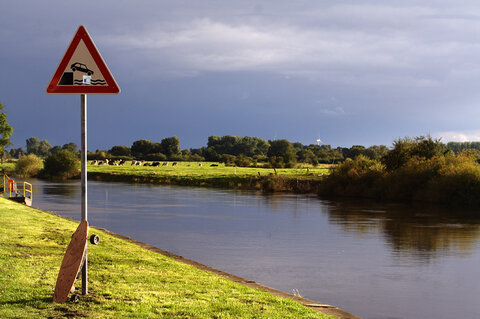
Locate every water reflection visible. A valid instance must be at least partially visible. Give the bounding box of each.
[38,181,78,197]
[326,199,480,260]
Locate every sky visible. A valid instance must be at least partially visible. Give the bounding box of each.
[2,1,480,151]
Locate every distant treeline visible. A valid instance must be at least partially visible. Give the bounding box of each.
[9,135,480,168]
[446,141,480,154]
[86,136,390,168]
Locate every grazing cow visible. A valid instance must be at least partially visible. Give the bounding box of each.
[91,160,98,165]
[119,160,126,166]
[136,162,141,166]
[172,162,178,167]
[198,163,202,167]
[162,162,168,166]
[131,160,137,166]
[210,164,218,167]
[99,159,109,166]
[152,162,160,167]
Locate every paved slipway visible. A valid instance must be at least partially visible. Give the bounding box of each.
[97,227,360,319]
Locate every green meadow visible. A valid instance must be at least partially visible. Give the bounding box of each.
[0,198,334,318]
[88,161,330,192]
[88,161,329,178]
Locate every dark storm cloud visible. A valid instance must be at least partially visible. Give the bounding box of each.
[2,1,480,149]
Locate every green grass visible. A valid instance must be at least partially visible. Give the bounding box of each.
[0,198,334,318]
[0,162,15,174]
[88,162,330,192]
[89,161,329,179]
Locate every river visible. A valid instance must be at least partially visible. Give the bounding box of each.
[27,178,480,319]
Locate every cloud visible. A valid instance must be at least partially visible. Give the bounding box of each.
[100,16,426,79]
[434,130,480,142]
[318,106,346,116]
[94,1,480,96]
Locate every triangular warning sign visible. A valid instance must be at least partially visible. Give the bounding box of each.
[46,25,120,94]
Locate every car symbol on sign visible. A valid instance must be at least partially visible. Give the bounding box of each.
[71,62,94,76]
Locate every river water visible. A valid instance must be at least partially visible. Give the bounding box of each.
[27,179,480,319]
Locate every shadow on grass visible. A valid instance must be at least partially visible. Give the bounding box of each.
[1,297,90,318]
[0,296,52,305]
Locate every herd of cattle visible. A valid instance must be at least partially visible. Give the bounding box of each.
[90,159,219,167]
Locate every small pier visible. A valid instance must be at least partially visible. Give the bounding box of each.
[2,174,33,206]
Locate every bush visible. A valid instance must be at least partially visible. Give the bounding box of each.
[15,154,43,177]
[424,151,480,206]
[41,150,80,179]
[381,135,445,171]
[234,155,254,167]
[222,154,237,166]
[320,144,480,207]
[321,155,385,198]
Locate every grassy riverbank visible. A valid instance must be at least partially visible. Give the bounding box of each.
[0,198,334,318]
[0,162,15,174]
[88,162,330,193]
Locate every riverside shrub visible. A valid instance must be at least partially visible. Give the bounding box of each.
[14,154,43,177]
[424,151,480,206]
[321,155,385,198]
[41,150,79,179]
[321,146,480,207]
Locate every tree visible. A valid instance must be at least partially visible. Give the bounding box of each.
[410,135,446,159]
[267,139,297,168]
[381,135,445,171]
[62,142,78,153]
[109,145,131,157]
[131,139,157,159]
[26,137,52,156]
[204,147,221,161]
[0,101,13,162]
[364,145,389,161]
[207,135,262,157]
[342,145,367,159]
[50,145,63,154]
[381,137,415,171]
[160,136,181,158]
[9,147,25,159]
[298,149,318,165]
[26,137,40,154]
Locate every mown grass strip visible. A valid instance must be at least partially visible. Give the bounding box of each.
[0,198,334,318]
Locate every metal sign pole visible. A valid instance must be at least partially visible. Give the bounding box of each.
[81,94,88,295]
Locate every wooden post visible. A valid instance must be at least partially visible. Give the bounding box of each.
[80,94,88,295]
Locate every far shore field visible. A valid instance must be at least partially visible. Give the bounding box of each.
[87,161,331,193]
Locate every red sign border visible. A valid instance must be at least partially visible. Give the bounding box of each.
[46,25,120,94]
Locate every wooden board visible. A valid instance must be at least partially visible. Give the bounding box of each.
[53,220,88,303]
